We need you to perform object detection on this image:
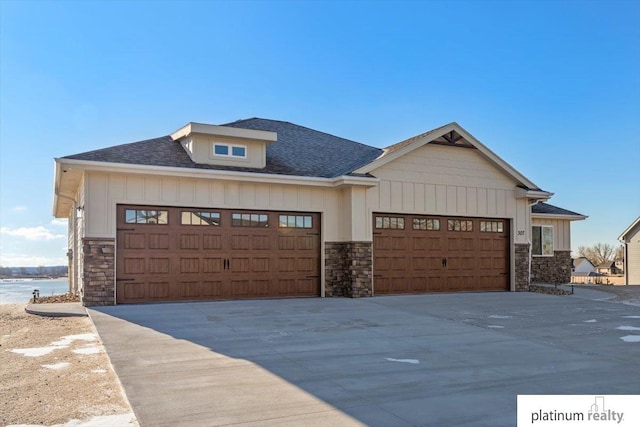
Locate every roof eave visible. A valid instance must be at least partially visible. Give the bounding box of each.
[532,212,588,221]
[618,216,640,241]
[170,122,278,143]
[54,158,379,188]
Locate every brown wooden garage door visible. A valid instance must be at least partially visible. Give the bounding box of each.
[373,213,509,294]
[116,205,320,303]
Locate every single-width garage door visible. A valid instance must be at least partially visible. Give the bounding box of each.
[116,205,321,303]
[373,213,509,294]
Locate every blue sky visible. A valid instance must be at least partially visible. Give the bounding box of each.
[1,0,638,266]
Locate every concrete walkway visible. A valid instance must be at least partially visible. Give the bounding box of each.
[88,293,640,427]
[25,302,87,317]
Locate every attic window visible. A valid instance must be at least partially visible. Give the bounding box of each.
[213,143,246,158]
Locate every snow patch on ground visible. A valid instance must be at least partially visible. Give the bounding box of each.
[7,412,137,427]
[622,315,640,319]
[619,335,640,343]
[92,369,107,374]
[72,346,102,355]
[50,333,97,347]
[583,319,597,323]
[486,325,505,329]
[42,362,70,370]
[10,346,59,357]
[616,325,640,331]
[488,315,512,319]
[10,333,99,358]
[385,357,419,364]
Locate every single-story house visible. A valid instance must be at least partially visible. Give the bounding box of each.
[52,119,587,306]
[619,216,640,285]
[595,261,622,276]
[572,257,596,274]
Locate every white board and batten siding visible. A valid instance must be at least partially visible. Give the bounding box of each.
[626,225,640,285]
[364,144,531,243]
[83,171,348,241]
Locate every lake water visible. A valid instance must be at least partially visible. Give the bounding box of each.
[0,279,69,304]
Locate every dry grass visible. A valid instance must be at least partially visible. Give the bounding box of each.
[0,304,135,426]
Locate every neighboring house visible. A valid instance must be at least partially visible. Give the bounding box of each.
[572,257,595,274]
[619,216,640,285]
[595,261,622,275]
[614,258,624,274]
[52,119,587,306]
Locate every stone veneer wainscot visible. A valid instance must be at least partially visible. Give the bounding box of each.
[325,242,373,297]
[514,243,531,291]
[81,238,115,306]
[531,250,572,285]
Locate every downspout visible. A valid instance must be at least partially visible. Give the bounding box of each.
[55,192,77,295]
[624,243,629,286]
[527,199,542,287]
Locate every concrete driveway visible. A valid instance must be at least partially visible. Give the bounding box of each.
[88,292,640,426]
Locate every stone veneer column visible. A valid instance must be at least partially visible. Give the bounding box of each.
[531,250,572,284]
[81,238,116,306]
[514,243,530,292]
[325,242,373,298]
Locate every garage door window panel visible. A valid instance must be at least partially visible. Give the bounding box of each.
[279,215,313,229]
[413,218,440,231]
[181,211,220,226]
[125,209,168,225]
[375,216,405,229]
[480,221,504,233]
[532,225,554,256]
[232,213,268,227]
[447,219,473,232]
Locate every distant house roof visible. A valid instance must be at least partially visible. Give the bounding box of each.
[532,202,586,219]
[63,118,383,179]
[597,261,615,269]
[573,257,594,268]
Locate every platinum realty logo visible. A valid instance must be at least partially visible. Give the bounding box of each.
[517,395,639,426]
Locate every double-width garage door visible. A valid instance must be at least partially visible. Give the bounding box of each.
[373,213,510,294]
[116,205,320,304]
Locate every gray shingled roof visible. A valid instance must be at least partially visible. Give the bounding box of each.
[532,202,585,217]
[63,118,383,179]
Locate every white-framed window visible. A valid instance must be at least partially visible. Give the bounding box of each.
[532,225,554,256]
[213,143,246,158]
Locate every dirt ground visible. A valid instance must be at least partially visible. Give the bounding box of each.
[0,304,136,426]
[583,283,640,306]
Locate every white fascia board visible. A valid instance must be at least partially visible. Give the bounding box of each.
[453,124,541,191]
[531,213,588,221]
[515,188,554,200]
[170,122,277,143]
[54,158,379,189]
[53,160,79,218]
[52,160,62,216]
[618,216,640,241]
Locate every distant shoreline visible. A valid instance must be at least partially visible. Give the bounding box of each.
[0,277,68,282]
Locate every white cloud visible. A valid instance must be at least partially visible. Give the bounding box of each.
[50,218,68,227]
[0,226,65,241]
[0,254,68,267]
[11,206,27,212]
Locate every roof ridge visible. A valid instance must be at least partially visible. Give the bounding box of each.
[383,122,457,151]
[222,117,382,152]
